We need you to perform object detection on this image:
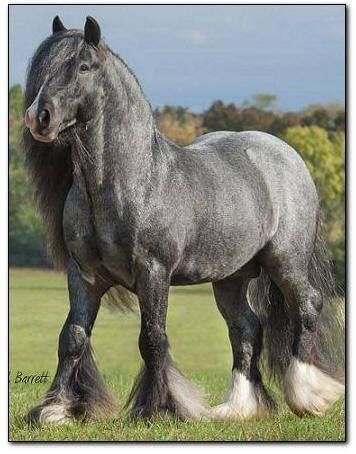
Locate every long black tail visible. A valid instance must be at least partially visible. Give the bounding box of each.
[249,215,345,381]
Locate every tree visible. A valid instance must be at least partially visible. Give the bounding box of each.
[300,107,331,130]
[270,112,300,136]
[202,101,240,132]
[9,84,47,267]
[9,157,45,266]
[281,126,345,289]
[252,93,277,111]
[334,110,345,131]
[281,126,344,207]
[9,84,24,152]
[155,105,206,146]
[236,106,276,132]
[203,101,279,133]
[300,102,345,132]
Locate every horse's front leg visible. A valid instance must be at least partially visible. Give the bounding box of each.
[127,258,208,420]
[27,259,116,424]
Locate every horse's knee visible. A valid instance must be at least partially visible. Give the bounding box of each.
[59,323,88,359]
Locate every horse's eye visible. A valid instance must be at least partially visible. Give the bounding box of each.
[79,64,90,73]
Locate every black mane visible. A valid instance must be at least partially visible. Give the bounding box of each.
[23,129,73,268]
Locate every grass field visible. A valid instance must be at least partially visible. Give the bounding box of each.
[9,268,345,442]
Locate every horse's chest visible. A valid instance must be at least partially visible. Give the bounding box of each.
[95,231,135,288]
[63,185,135,288]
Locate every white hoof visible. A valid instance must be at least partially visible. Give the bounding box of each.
[211,401,264,420]
[38,403,73,424]
[284,358,344,416]
[211,370,272,421]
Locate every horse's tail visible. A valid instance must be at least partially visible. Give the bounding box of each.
[102,285,137,313]
[248,214,345,381]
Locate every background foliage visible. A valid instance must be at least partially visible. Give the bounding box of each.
[9,85,345,289]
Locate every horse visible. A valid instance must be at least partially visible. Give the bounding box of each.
[23,16,344,424]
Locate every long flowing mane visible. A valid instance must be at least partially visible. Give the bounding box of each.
[23,128,73,269]
[23,32,83,269]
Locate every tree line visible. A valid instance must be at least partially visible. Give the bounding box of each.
[9,85,345,290]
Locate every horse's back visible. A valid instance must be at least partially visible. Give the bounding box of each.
[187,130,310,174]
[187,130,318,214]
[186,130,319,254]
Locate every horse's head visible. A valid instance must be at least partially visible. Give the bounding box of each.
[25,16,105,143]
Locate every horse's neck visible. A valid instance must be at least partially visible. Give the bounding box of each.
[71,55,175,209]
[71,95,155,206]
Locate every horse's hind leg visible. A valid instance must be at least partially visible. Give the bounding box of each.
[211,273,276,420]
[127,258,208,420]
[260,252,344,416]
[27,259,115,424]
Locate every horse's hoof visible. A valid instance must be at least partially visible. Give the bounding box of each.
[127,406,145,420]
[284,358,345,416]
[127,405,169,421]
[210,401,269,421]
[26,403,73,425]
[210,370,274,421]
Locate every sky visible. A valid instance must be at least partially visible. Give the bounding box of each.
[9,4,345,113]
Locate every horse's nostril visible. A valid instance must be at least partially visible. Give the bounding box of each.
[24,108,33,129]
[38,109,51,130]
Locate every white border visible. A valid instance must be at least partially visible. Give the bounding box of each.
[1,1,352,452]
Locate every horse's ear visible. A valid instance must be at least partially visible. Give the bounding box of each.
[52,16,66,34]
[84,16,101,47]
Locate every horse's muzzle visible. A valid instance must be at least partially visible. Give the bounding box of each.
[24,105,59,143]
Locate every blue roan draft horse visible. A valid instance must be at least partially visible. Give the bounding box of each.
[23,16,344,424]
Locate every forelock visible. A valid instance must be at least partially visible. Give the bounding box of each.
[26,31,84,99]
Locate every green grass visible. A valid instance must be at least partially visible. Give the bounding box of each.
[9,268,345,441]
